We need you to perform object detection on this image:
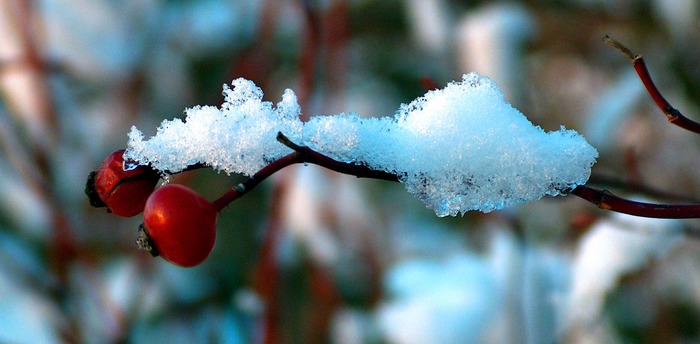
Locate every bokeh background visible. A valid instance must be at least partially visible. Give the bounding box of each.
[2,0,700,343]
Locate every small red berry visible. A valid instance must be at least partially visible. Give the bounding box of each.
[85,149,160,217]
[137,184,217,267]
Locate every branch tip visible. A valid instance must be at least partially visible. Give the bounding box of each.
[276,131,305,152]
[605,36,700,134]
[603,35,639,62]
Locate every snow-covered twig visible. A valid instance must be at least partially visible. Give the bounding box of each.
[211,132,700,219]
[126,74,598,216]
[276,132,399,182]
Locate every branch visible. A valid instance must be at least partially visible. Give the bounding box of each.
[280,132,700,219]
[212,133,700,219]
[571,185,700,219]
[212,133,399,211]
[604,35,700,134]
[276,132,400,182]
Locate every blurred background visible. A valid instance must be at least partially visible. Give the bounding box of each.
[2,0,700,343]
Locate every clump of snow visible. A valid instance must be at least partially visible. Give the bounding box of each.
[125,73,598,216]
[125,78,303,176]
[304,73,598,215]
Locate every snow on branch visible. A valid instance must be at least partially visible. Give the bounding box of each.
[124,73,598,216]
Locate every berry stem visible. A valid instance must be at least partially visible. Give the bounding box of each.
[211,152,303,212]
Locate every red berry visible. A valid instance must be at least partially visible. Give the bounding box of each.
[86,149,160,217]
[138,184,217,267]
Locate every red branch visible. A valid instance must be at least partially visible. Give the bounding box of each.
[276,133,400,182]
[604,35,700,134]
[211,132,700,219]
[211,133,399,212]
[572,185,700,218]
[211,153,303,212]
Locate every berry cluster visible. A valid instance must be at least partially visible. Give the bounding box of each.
[86,150,218,267]
[84,136,375,267]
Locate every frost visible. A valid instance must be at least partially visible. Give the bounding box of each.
[125,73,598,216]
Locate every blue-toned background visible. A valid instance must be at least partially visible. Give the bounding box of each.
[1,0,700,343]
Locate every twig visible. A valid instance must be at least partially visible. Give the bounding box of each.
[604,35,700,134]
[211,152,303,212]
[283,133,700,219]
[214,133,700,218]
[587,174,700,203]
[276,132,400,182]
[253,180,287,344]
[571,185,700,219]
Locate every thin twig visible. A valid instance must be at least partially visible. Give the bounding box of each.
[604,35,700,134]
[587,174,700,203]
[571,185,700,219]
[213,132,399,211]
[211,152,303,212]
[276,132,400,182]
[280,132,700,218]
[603,35,637,61]
[213,133,700,218]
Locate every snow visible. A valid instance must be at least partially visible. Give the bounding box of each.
[125,78,303,176]
[125,73,598,216]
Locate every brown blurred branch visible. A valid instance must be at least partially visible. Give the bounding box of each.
[0,1,80,342]
[587,174,700,204]
[297,0,322,118]
[276,132,399,182]
[212,133,399,212]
